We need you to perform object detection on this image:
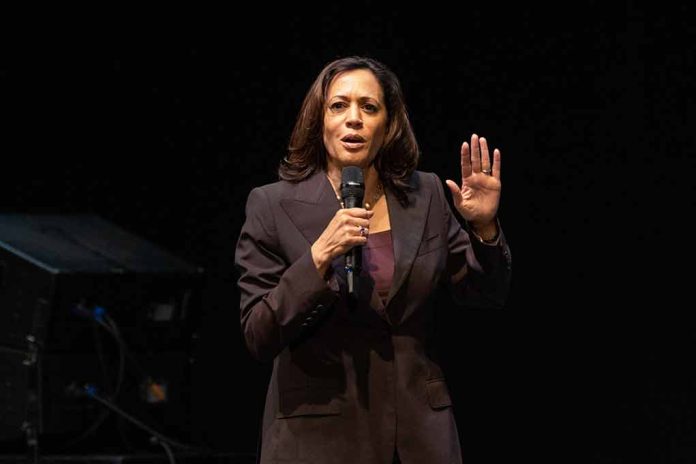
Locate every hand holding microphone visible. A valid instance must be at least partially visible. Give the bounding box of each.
[311,167,371,296]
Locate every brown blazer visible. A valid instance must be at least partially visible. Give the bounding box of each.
[235,169,511,464]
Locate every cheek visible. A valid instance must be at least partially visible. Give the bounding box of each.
[322,133,334,156]
[322,119,334,152]
[372,123,387,147]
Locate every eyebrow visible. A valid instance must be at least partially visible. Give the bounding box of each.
[328,95,382,104]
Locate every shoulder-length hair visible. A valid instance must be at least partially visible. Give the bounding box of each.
[279,56,420,207]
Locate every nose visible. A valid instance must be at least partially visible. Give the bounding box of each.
[346,104,363,129]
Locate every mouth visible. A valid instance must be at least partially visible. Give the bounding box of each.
[340,134,366,150]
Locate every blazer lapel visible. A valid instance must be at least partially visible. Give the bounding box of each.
[385,173,430,308]
[279,169,431,319]
[280,170,341,246]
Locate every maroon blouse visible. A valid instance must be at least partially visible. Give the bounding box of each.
[362,229,394,317]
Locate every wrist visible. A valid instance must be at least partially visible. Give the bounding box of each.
[471,221,498,243]
[311,243,331,277]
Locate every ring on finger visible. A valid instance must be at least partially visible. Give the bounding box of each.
[358,225,367,236]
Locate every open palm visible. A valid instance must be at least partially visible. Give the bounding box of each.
[445,134,501,227]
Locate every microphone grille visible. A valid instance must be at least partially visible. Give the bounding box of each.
[340,166,364,201]
[341,166,363,184]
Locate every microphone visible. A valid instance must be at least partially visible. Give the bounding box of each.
[341,166,364,297]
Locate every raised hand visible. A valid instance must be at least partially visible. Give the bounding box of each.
[445,134,501,233]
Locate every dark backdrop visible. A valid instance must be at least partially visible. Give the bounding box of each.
[2,3,694,462]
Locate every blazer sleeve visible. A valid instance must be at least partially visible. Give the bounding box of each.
[431,172,512,309]
[234,186,340,362]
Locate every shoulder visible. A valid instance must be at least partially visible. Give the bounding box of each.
[242,179,300,238]
[410,170,442,193]
[245,178,298,205]
[249,178,293,197]
[241,181,284,224]
[409,170,450,212]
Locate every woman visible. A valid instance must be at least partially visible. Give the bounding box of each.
[235,56,511,464]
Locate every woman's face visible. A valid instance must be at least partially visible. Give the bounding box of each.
[323,69,388,171]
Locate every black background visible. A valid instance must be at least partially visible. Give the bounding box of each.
[2,3,694,462]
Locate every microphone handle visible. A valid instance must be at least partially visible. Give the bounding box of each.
[346,246,361,296]
[343,195,363,297]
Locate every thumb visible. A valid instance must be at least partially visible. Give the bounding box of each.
[445,180,462,203]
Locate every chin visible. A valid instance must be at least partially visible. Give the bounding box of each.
[327,147,376,170]
[343,159,369,168]
[338,152,373,168]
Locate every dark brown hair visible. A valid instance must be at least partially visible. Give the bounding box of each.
[279,56,419,207]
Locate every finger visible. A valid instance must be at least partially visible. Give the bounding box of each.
[480,137,491,173]
[460,142,472,179]
[470,134,481,173]
[351,218,371,228]
[343,225,369,241]
[445,179,463,203]
[347,235,369,247]
[344,208,375,219]
[341,223,369,239]
[492,148,501,179]
[336,214,370,236]
[337,237,368,257]
[355,224,370,237]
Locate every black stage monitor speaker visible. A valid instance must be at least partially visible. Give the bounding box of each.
[0,214,204,451]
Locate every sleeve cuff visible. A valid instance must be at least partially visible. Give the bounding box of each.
[468,217,502,246]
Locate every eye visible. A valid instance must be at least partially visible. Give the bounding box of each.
[329,101,347,112]
[363,103,378,113]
